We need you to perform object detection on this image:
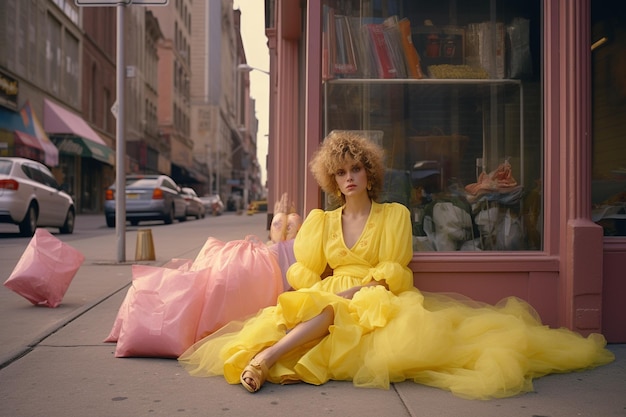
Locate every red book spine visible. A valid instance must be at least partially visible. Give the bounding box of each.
[365,23,396,79]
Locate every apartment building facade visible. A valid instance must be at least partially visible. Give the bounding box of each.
[1,0,260,211]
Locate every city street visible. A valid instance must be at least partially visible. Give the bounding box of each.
[0,211,625,417]
[0,211,269,368]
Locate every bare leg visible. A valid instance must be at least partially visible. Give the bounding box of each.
[242,306,334,390]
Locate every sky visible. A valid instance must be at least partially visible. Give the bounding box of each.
[233,0,270,186]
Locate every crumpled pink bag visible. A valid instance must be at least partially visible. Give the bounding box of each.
[4,228,84,308]
[192,235,283,340]
[104,258,194,343]
[114,264,205,358]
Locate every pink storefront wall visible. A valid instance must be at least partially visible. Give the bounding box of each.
[269,0,626,341]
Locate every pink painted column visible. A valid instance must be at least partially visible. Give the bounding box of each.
[269,0,302,219]
[303,1,323,214]
[558,0,604,334]
[265,27,278,228]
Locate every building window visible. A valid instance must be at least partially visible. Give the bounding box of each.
[64,31,79,107]
[591,1,626,237]
[3,0,17,71]
[36,5,46,86]
[17,0,28,75]
[90,63,97,123]
[321,0,542,252]
[103,88,110,132]
[27,0,39,82]
[46,14,62,95]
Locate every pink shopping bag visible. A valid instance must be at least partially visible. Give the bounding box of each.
[104,258,193,343]
[192,235,284,340]
[114,265,205,358]
[4,228,84,308]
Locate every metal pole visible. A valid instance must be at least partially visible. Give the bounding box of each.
[115,4,126,262]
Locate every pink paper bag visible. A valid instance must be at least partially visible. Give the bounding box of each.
[104,258,193,343]
[192,235,284,340]
[4,228,84,308]
[114,265,205,358]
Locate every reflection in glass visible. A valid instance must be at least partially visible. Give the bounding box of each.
[591,1,626,236]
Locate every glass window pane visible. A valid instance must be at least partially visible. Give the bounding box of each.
[591,1,626,237]
[47,15,62,95]
[322,0,542,251]
[64,31,80,108]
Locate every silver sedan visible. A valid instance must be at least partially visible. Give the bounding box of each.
[0,157,75,236]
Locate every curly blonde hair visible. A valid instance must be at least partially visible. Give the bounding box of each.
[309,130,385,206]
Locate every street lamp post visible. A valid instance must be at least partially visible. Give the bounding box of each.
[237,63,270,75]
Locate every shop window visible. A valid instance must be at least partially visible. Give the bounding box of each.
[321,0,542,251]
[591,1,626,237]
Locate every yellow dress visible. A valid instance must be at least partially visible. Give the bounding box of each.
[179,201,614,399]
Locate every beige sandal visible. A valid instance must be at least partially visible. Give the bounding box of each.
[240,358,269,393]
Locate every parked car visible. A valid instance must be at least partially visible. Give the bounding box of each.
[0,157,75,236]
[181,187,205,219]
[104,174,187,227]
[199,194,224,216]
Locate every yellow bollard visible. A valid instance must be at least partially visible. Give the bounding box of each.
[135,228,156,261]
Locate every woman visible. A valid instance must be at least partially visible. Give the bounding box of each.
[179,131,613,399]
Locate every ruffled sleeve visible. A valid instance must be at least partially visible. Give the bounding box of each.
[364,203,414,294]
[286,209,328,290]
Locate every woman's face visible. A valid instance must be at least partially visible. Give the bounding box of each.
[334,157,368,198]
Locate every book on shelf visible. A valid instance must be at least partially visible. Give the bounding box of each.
[382,15,408,79]
[323,10,425,80]
[322,5,330,80]
[322,5,336,80]
[398,17,424,79]
[323,6,363,79]
[466,22,504,79]
[333,15,358,75]
[363,22,397,79]
[346,16,373,78]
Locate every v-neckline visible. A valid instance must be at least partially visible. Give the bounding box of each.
[340,202,374,250]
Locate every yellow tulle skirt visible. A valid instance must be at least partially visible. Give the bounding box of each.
[178,286,614,400]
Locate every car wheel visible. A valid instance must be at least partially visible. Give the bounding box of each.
[106,216,115,228]
[19,204,37,237]
[164,204,174,224]
[59,209,75,234]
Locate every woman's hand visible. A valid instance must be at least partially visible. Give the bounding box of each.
[337,280,388,299]
[337,286,362,299]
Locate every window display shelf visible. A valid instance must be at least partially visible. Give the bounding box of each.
[325,78,521,86]
[323,68,530,252]
[320,0,541,252]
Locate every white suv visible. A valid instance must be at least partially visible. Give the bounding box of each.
[0,157,75,236]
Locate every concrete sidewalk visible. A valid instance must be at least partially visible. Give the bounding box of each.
[1,214,624,417]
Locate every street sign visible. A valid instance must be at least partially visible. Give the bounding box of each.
[75,0,168,6]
